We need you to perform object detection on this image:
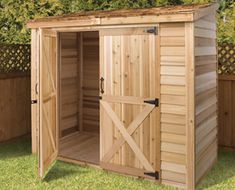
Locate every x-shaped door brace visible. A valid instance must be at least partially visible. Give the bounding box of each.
[100,100,155,172]
[41,41,57,153]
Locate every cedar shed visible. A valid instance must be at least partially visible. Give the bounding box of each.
[28,3,218,190]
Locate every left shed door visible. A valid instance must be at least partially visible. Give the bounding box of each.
[39,29,58,177]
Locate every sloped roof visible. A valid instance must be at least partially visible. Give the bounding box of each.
[27,3,218,28]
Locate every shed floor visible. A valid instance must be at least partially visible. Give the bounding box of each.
[59,132,99,165]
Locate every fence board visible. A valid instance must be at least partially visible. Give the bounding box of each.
[218,75,235,150]
[0,75,31,142]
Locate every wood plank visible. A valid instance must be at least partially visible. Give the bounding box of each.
[194,28,216,39]
[161,114,186,125]
[161,76,185,85]
[161,104,186,115]
[100,101,154,171]
[161,142,186,155]
[185,22,195,190]
[160,37,185,46]
[195,47,216,56]
[162,133,186,145]
[59,132,99,165]
[161,152,186,165]
[162,170,186,183]
[161,161,186,174]
[161,47,185,56]
[160,26,185,37]
[196,63,216,76]
[101,105,154,163]
[160,66,185,76]
[161,95,186,106]
[161,123,186,135]
[194,19,216,30]
[31,29,39,153]
[161,85,186,95]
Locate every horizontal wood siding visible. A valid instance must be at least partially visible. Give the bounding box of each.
[194,14,217,185]
[60,33,79,137]
[160,23,186,189]
[60,32,99,136]
[0,75,31,142]
[82,32,99,133]
[218,75,235,150]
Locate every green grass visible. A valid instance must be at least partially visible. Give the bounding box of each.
[0,137,234,190]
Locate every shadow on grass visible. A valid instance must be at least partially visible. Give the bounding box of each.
[197,150,235,189]
[0,136,31,159]
[44,161,89,182]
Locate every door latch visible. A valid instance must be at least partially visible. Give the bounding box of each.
[31,100,38,104]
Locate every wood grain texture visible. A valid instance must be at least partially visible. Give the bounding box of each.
[194,13,218,186]
[0,75,31,142]
[39,29,58,177]
[31,29,39,153]
[99,27,160,179]
[27,4,217,28]
[218,75,235,149]
[60,33,79,137]
[159,22,187,187]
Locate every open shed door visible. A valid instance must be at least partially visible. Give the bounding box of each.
[39,29,58,177]
[99,27,160,180]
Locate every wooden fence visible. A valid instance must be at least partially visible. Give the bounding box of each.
[0,44,31,142]
[218,44,235,150]
[218,75,235,150]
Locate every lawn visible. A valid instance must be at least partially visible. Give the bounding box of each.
[0,137,234,190]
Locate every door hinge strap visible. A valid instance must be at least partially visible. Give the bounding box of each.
[144,98,159,107]
[144,171,160,180]
[145,27,158,35]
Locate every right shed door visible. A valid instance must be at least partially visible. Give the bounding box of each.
[99,27,160,180]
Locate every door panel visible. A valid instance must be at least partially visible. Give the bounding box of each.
[39,29,58,177]
[99,27,160,180]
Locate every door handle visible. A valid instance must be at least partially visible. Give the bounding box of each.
[100,77,104,94]
[35,83,38,95]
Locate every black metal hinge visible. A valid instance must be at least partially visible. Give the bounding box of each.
[31,100,38,104]
[145,27,158,35]
[144,98,159,107]
[144,171,160,180]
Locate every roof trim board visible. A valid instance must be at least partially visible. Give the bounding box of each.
[27,3,218,29]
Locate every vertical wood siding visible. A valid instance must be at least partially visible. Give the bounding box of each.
[218,75,235,150]
[194,13,217,185]
[99,30,160,173]
[159,23,187,189]
[0,75,31,142]
[31,29,39,153]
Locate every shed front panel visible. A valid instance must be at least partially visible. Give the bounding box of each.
[99,27,160,179]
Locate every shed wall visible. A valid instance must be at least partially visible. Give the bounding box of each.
[194,13,217,184]
[60,32,99,137]
[159,23,187,189]
[60,33,79,136]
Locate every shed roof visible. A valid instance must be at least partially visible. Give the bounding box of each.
[27,3,218,29]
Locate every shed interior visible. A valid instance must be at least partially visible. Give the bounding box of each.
[58,31,100,165]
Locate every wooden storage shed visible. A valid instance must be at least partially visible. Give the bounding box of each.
[28,3,218,189]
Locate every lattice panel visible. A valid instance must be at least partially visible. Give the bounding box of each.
[218,44,235,75]
[0,44,31,74]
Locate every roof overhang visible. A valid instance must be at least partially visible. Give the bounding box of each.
[27,3,219,29]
